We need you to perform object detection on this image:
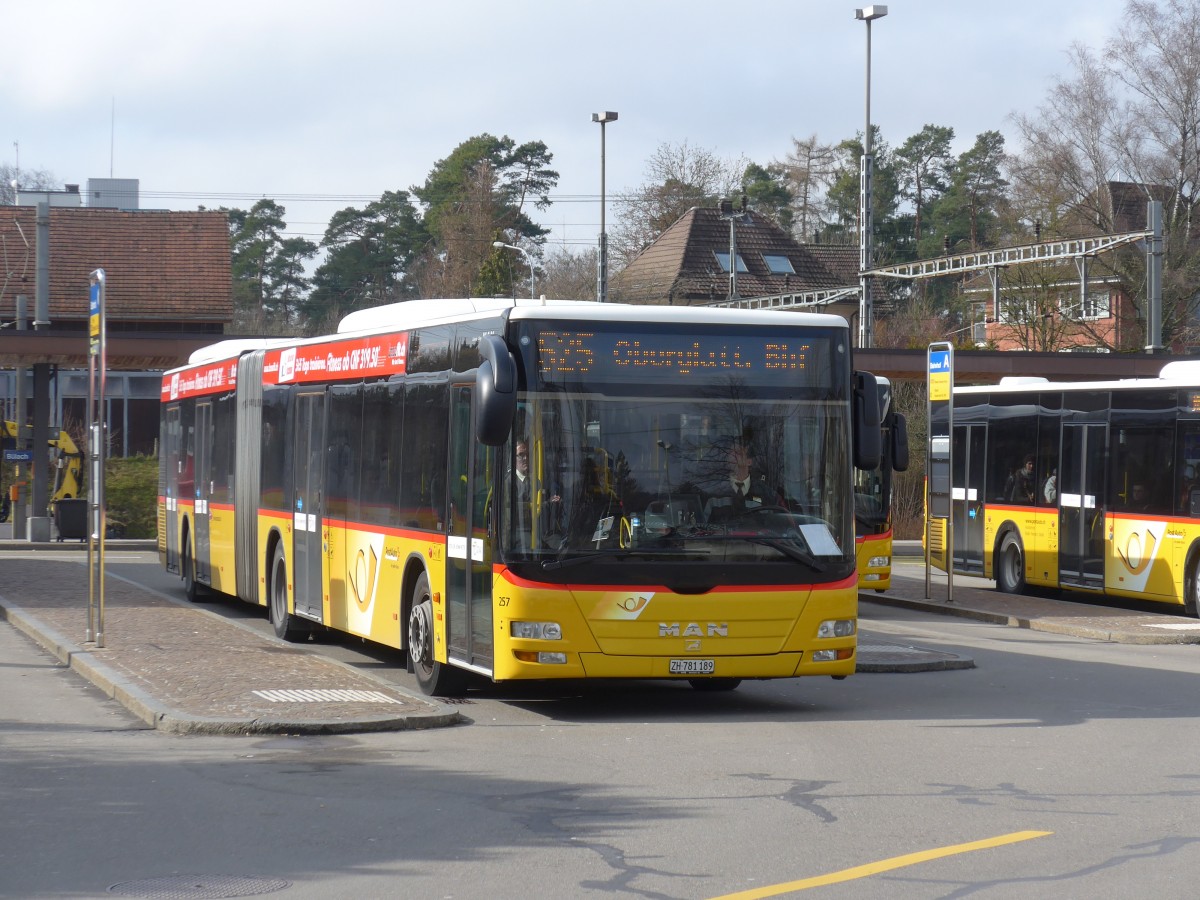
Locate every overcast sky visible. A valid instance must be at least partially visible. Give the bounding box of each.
[5,1,1129,254]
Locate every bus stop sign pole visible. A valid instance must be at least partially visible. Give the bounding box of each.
[87,269,107,648]
[926,341,953,603]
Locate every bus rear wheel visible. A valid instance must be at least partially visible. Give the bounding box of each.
[269,545,306,642]
[181,535,207,603]
[996,533,1026,595]
[407,572,468,697]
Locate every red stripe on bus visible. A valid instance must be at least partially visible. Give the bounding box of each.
[494,565,855,593]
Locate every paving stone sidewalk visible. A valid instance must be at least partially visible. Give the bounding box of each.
[0,558,460,735]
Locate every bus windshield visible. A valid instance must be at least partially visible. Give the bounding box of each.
[502,320,854,579]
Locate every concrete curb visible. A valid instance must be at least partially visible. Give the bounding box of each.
[865,576,1200,645]
[855,636,975,673]
[0,539,157,552]
[0,596,463,736]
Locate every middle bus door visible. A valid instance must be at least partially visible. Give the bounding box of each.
[951,423,986,574]
[292,390,327,622]
[193,401,212,584]
[446,385,495,676]
[1059,422,1106,590]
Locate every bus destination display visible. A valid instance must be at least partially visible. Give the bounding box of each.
[536,329,827,385]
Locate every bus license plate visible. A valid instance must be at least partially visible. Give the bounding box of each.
[669,659,715,675]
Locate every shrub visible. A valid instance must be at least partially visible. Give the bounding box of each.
[104,455,158,539]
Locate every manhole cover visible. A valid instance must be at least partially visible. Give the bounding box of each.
[108,874,290,898]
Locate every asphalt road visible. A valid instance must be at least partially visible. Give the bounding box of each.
[3,553,1200,899]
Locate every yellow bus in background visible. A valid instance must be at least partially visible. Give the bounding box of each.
[160,298,884,695]
[926,362,1200,615]
[856,377,909,591]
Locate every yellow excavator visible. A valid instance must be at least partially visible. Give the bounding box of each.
[0,421,85,522]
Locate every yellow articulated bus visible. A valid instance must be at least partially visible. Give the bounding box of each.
[159,298,884,695]
[855,377,909,592]
[926,361,1200,616]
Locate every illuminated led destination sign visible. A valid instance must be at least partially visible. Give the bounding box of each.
[534,329,831,386]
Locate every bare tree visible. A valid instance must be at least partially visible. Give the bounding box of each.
[779,134,837,241]
[875,288,961,350]
[1109,1,1200,233]
[609,141,747,267]
[415,160,506,298]
[539,246,598,300]
[0,162,60,205]
[1010,1,1200,349]
[988,264,1104,351]
[1010,44,1125,233]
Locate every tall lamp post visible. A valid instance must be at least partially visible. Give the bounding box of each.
[493,241,535,299]
[856,5,887,349]
[592,111,618,302]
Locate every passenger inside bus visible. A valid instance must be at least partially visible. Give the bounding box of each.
[1129,482,1152,512]
[1005,455,1036,503]
[1043,468,1057,504]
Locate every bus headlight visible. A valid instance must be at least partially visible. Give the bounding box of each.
[511,621,562,640]
[812,648,855,662]
[868,555,889,568]
[514,650,568,664]
[817,619,856,639]
[862,573,882,582]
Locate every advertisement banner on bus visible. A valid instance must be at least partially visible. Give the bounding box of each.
[264,333,408,385]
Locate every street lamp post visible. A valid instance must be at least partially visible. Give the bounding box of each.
[856,5,887,349]
[592,111,618,302]
[493,241,535,299]
[719,196,749,301]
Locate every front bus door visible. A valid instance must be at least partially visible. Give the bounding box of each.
[446,385,495,677]
[1059,422,1107,590]
[292,390,327,622]
[952,423,987,574]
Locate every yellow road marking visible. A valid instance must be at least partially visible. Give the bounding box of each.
[708,830,1053,899]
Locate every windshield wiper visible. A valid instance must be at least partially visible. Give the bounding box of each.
[681,533,830,571]
[743,537,829,571]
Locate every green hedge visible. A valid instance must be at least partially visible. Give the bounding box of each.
[104,455,158,539]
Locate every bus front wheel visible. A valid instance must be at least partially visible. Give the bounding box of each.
[407,572,468,698]
[1186,557,1200,618]
[996,533,1026,595]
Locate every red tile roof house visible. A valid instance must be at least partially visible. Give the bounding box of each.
[0,206,232,454]
[0,206,232,334]
[608,206,869,324]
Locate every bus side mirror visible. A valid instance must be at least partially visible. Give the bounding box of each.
[477,334,517,446]
[892,412,910,472]
[853,371,882,471]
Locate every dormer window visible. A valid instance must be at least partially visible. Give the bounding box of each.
[762,254,795,274]
[713,251,749,273]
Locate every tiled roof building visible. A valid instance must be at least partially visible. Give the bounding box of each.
[0,207,232,332]
[609,207,859,314]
